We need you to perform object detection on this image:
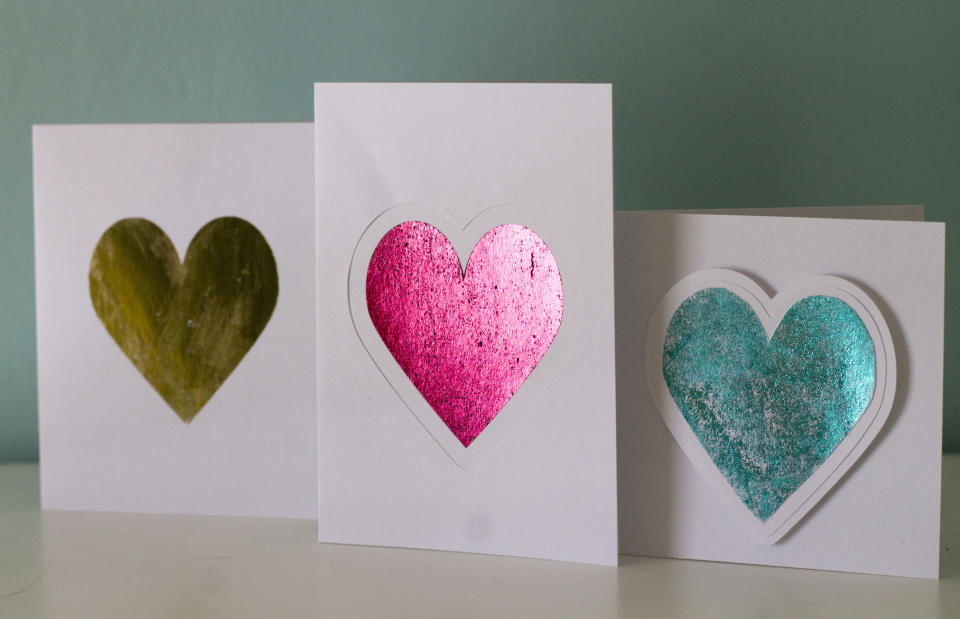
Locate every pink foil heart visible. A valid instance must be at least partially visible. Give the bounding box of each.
[366,221,563,447]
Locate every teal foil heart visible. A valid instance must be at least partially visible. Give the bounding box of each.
[662,289,876,521]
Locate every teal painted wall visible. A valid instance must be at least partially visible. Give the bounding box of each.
[1,1,958,460]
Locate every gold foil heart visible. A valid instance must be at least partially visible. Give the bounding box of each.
[89,217,278,422]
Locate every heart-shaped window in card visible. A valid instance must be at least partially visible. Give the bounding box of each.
[89,217,278,422]
[663,288,875,521]
[645,270,895,543]
[349,206,569,469]
[366,221,563,448]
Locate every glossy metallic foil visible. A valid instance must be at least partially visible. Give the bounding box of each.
[90,217,278,422]
[366,221,563,447]
[662,288,875,521]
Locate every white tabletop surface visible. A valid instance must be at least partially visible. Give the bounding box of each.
[1,456,957,618]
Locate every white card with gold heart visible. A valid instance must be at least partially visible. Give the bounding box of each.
[34,123,317,518]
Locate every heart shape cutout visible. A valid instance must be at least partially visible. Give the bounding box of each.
[646,270,895,543]
[365,221,563,448]
[89,217,278,422]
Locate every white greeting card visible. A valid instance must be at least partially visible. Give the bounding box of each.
[33,123,317,518]
[315,83,617,565]
[617,207,943,578]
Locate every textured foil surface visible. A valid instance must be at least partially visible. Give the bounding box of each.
[366,221,563,447]
[662,288,875,520]
[90,217,278,422]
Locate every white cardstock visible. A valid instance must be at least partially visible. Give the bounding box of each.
[316,83,617,565]
[617,208,944,578]
[33,123,317,519]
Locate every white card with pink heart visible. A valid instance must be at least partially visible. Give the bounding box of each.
[314,83,619,565]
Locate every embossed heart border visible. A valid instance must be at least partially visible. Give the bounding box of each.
[348,204,580,470]
[645,269,896,544]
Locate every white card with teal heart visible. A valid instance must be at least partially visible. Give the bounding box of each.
[617,208,944,578]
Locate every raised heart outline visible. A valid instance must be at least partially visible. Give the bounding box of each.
[645,269,896,543]
[347,204,579,470]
